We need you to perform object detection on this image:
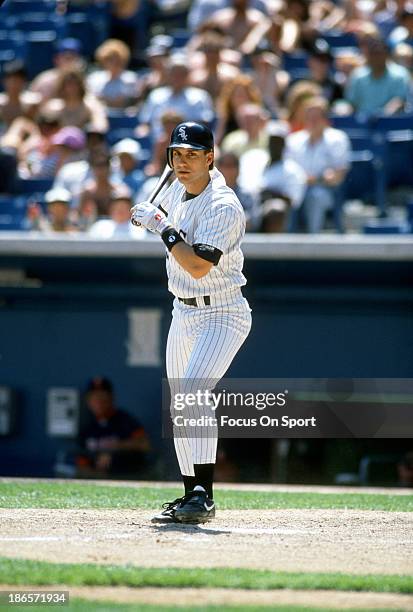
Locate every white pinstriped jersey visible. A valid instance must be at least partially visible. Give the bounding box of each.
[158,168,247,298]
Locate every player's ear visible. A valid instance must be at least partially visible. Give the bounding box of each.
[206,150,214,170]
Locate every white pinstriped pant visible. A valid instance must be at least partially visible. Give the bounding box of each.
[166,293,252,476]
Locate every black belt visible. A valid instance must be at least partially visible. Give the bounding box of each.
[178,295,211,307]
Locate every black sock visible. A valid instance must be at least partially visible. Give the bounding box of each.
[182,475,196,495]
[194,463,215,499]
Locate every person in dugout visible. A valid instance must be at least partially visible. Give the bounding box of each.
[76,377,151,478]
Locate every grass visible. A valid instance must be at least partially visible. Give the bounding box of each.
[2,602,406,612]
[0,559,412,593]
[0,482,412,512]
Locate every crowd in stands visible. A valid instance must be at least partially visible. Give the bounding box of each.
[1,0,413,234]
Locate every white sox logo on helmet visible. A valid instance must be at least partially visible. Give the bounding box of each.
[178,126,188,141]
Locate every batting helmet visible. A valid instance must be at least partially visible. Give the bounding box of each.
[167,121,214,168]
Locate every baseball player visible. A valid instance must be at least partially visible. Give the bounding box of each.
[131,122,252,524]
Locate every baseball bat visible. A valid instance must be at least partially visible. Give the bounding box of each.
[131,164,173,226]
[148,164,174,204]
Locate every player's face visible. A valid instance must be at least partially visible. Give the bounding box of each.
[87,390,113,419]
[172,148,213,186]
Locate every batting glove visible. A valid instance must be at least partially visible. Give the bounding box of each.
[130,201,172,234]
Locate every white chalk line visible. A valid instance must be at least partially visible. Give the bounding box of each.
[0,527,313,543]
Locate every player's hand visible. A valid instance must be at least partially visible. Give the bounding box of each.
[130,201,171,234]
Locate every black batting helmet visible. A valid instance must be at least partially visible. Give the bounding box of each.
[167,121,214,168]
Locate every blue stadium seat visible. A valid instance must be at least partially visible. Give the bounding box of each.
[344,150,376,201]
[322,31,358,48]
[11,14,59,33]
[0,196,28,230]
[282,52,308,72]
[363,220,410,234]
[371,114,413,131]
[171,29,191,48]
[5,0,56,14]
[406,198,413,224]
[329,114,369,130]
[24,31,56,79]
[383,130,413,188]
[107,113,139,131]
[63,13,96,58]
[15,177,54,195]
[287,68,311,84]
[106,129,136,146]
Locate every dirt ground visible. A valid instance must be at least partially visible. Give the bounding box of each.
[1,508,412,576]
[1,481,412,610]
[0,584,412,610]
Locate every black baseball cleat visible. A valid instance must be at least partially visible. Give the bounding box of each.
[174,485,215,524]
[151,496,183,523]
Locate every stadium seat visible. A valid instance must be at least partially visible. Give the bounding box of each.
[344,150,376,201]
[322,31,358,48]
[171,28,191,48]
[107,113,139,131]
[329,114,369,130]
[6,0,56,14]
[0,195,28,230]
[24,31,56,79]
[15,177,54,195]
[11,14,59,33]
[371,114,413,131]
[282,52,308,72]
[363,219,410,234]
[63,13,99,58]
[406,198,413,224]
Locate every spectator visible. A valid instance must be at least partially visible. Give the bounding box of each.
[53,135,113,208]
[285,96,350,233]
[85,123,108,153]
[109,0,150,66]
[78,149,119,218]
[248,43,289,117]
[88,184,146,239]
[139,54,214,139]
[221,102,270,156]
[398,451,413,487]
[217,151,258,229]
[393,41,413,72]
[30,38,85,102]
[26,187,77,233]
[190,31,239,101]
[260,120,307,230]
[111,138,145,196]
[50,126,87,176]
[43,69,108,133]
[215,73,262,142]
[245,0,316,55]
[205,0,271,55]
[144,110,184,177]
[285,80,322,132]
[1,111,61,179]
[188,0,268,32]
[76,376,150,478]
[307,39,344,105]
[388,5,413,50]
[18,110,62,179]
[0,60,40,129]
[87,39,140,109]
[139,37,172,99]
[260,199,290,232]
[345,37,411,115]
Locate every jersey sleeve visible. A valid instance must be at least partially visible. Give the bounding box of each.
[193,200,244,254]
